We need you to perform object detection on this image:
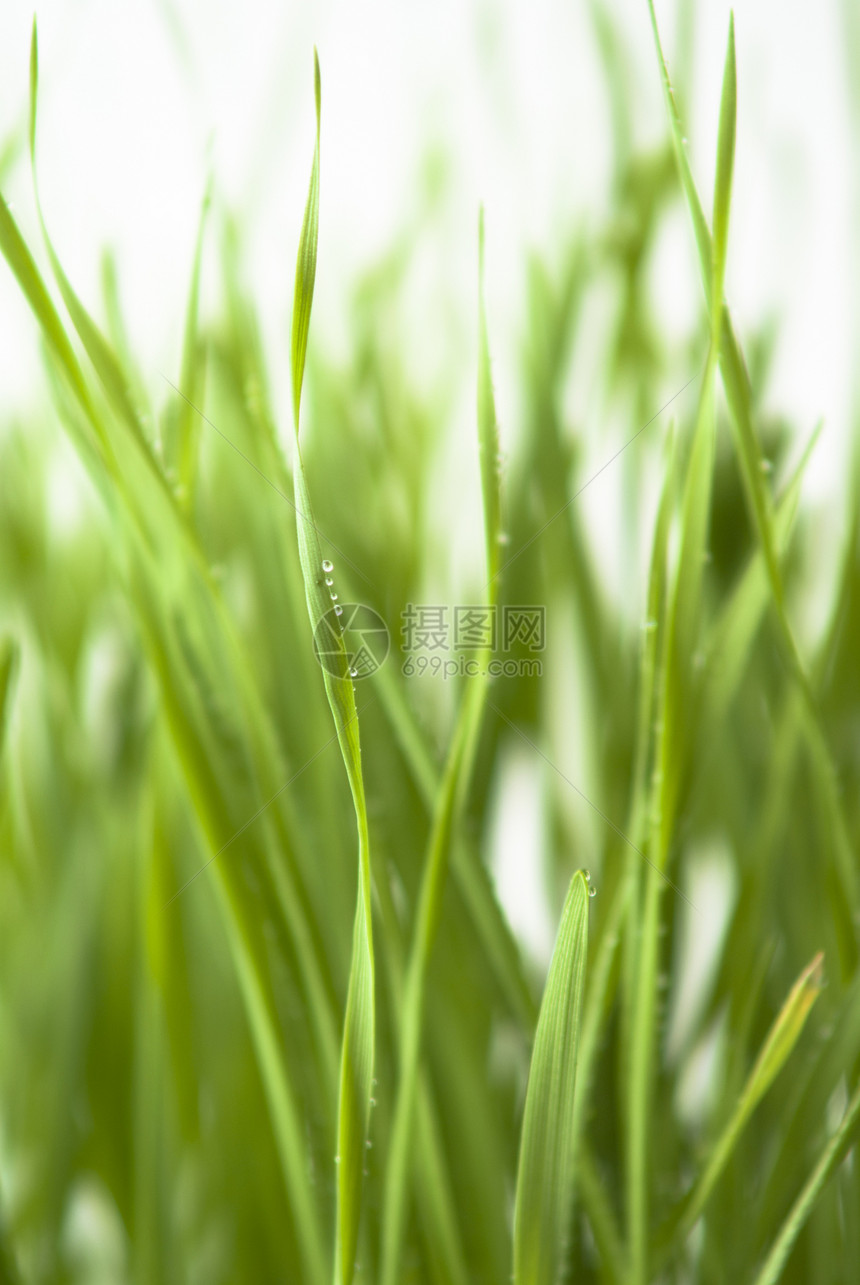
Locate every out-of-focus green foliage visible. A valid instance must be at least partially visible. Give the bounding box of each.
[1,7,859,1284]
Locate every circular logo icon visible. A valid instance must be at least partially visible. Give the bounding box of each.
[313,603,390,680]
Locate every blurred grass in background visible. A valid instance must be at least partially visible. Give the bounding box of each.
[1,2,860,1283]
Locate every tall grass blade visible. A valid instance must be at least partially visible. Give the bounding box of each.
[513,869,590,1285]
[674,952,824,1237]
[380,217,504,1285]
[478,206,502,592]
[751,1077,860,1285]
[288,52,375,1285]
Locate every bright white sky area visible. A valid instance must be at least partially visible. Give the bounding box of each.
[0,0,856,446]
[0,0,857,957]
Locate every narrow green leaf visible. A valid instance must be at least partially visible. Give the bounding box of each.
[379,223,505,1284]
[701,419,822,725]
[678,952,824,1235]
[645,0,783,613]
[291,48,321,434]
[578,1141,626,1285]
[478,207,502,594]
[0,637,18,760]
[513,870,590,1285]
[172,180,211,505]
[711,13,736,326]
[0,192,103,457]
[752,1076,860,1285]
[288,52,374,1285]
[379,678,483,1285]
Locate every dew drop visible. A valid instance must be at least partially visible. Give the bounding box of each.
[322,558,334,573]
[588,884,597,898]
[334,1155,341,1165]
[325,576,334,587]
[334,605,343,617]
[583,868,591,881]
[330,592,338,602]
[365,1139,373,1149]
[497,531,510,546]
[369,1097,376,1106]
[349,668,358,678]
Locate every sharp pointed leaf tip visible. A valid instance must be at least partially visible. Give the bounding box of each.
[29,17,38,163]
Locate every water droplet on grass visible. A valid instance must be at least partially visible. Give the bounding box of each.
[334,605,343,617]
[325,576,334,586]
[322,558,333,573]
[588,885,597,898]
[330,592,338,601]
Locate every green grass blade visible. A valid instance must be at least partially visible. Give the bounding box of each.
[0,192,104,459]
[700,419,822,723]
[626,43,732,1262]
[379,679,484,1285]
[292,50,321,434]
[645,0,783,611]
[711,13,736,326]
[675,952,823,1237]
[751,1077,860,1285]
[0,637,18,760]
[578,1142,626,1285]
[288,52,375,1285]
[379,226,505,1283]
[169,180,211,506]
[513,870,590,1285]
[478,207,502,594]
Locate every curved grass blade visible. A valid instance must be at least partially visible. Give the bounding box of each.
[379,219,503,1285]
[647,0,858,960]
[0,637,18,761]
[644,1,782,611]
[751,1076,860,1285]
[513,869,590,1285]
[711,13,736,331]
[478,206,502,592]
[671,952,823,1240]
[288,52,375,1285]
[168,179,211,507]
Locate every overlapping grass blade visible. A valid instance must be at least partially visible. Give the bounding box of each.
[0,638,18,758]
[627,22,734,1279]
[669,952,823,1240]
[379,214,503,1285]
[288,52,375,1285]
[167,180,211,506]
[478,206,502,591]
[513,870,590,1285]
[648,0,858,965]
[751,1077,860,1285]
